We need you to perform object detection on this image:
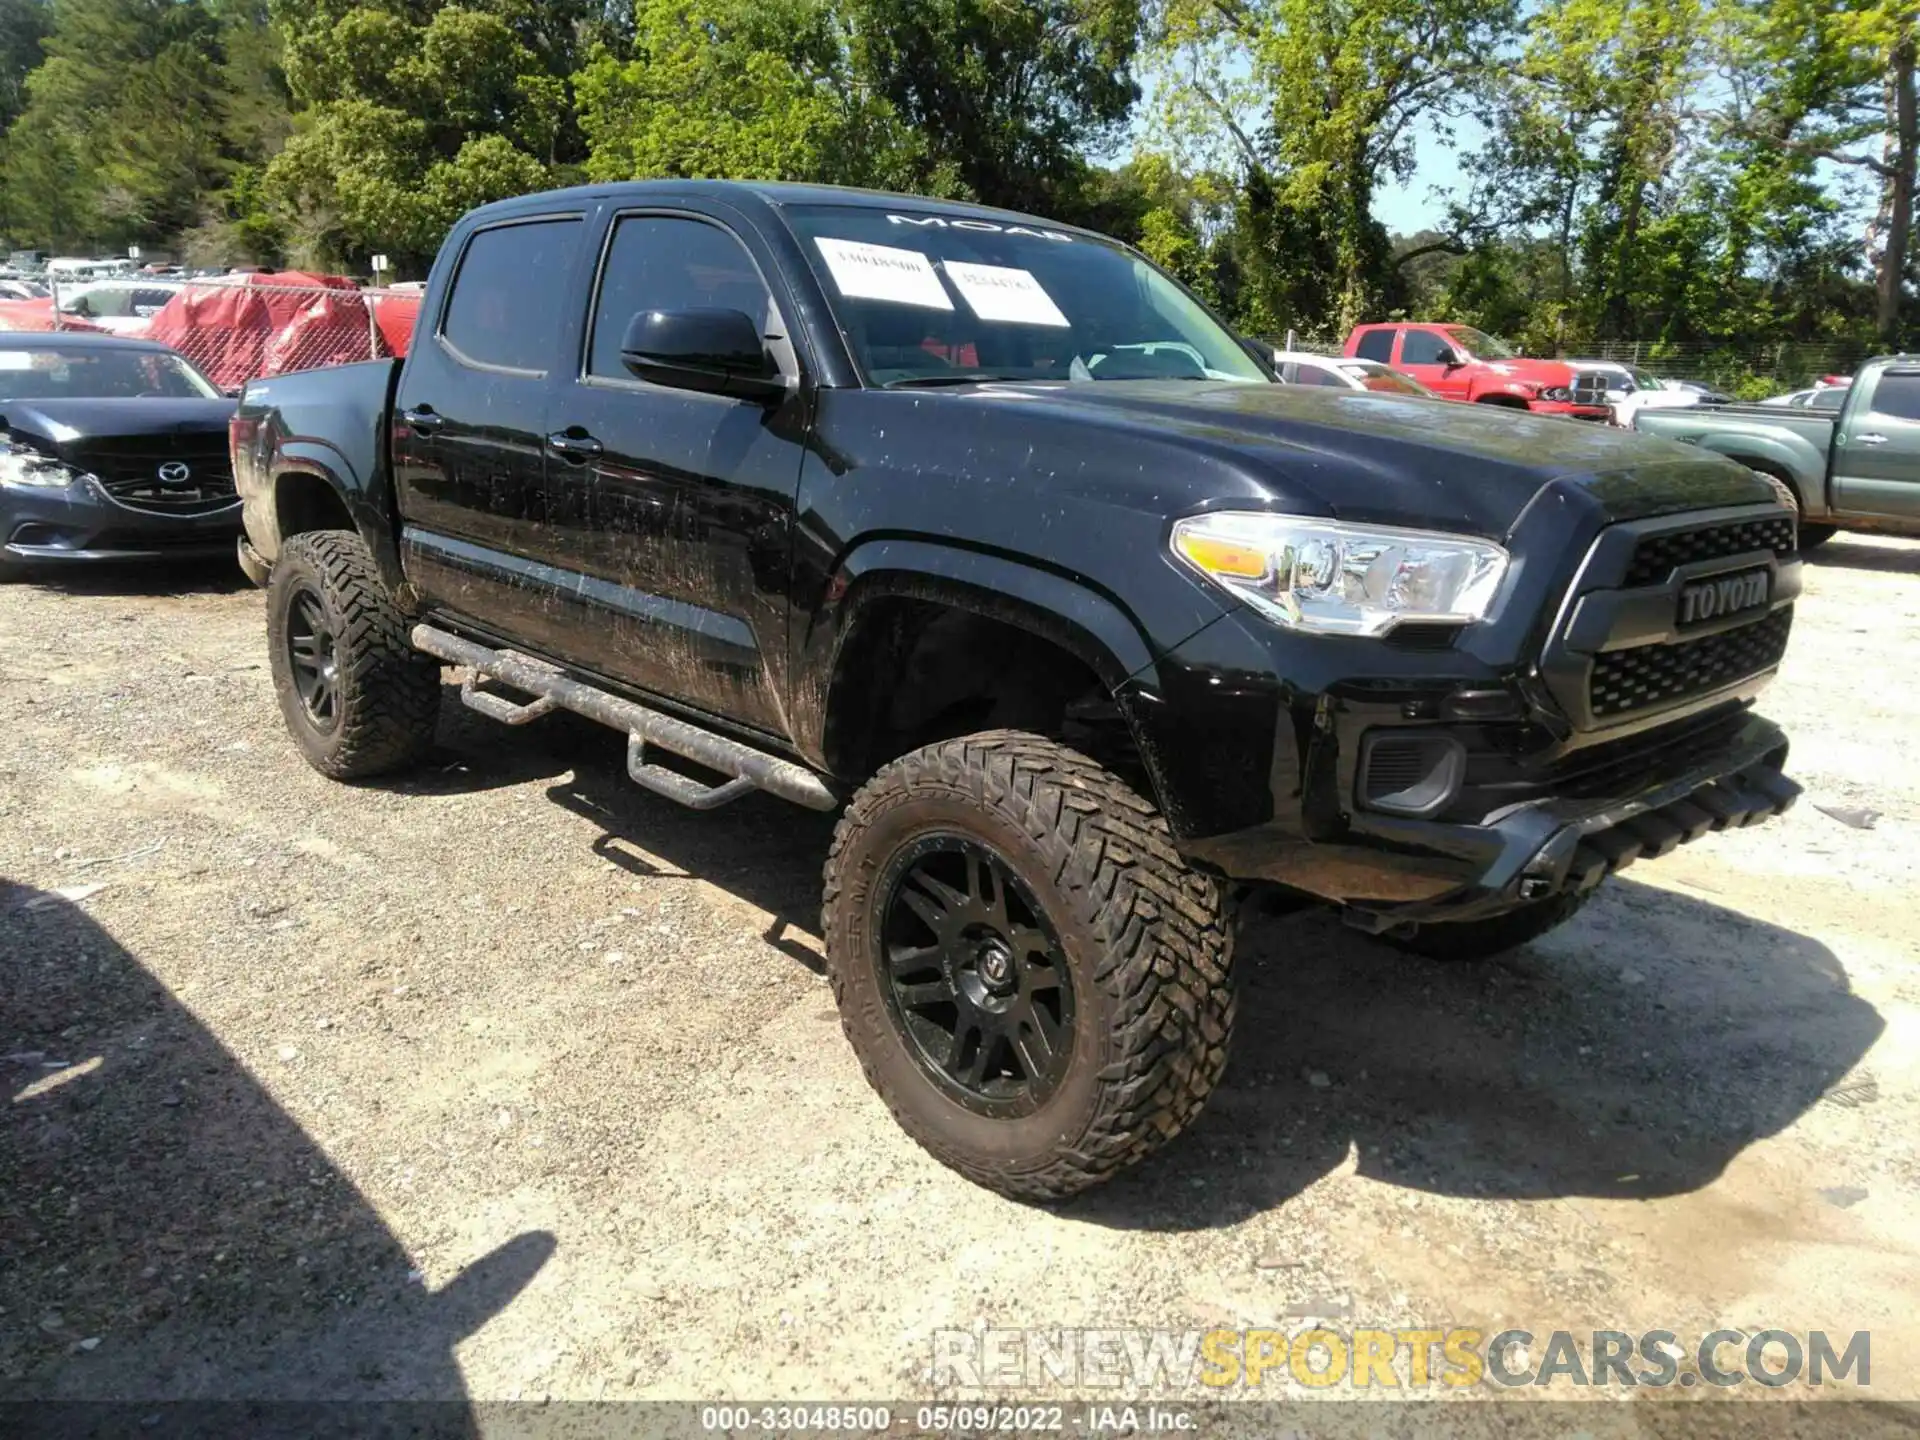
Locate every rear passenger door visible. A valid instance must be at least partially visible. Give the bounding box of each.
[1833,366,1920,522]
[542,207,810,737]
[391,212,589,654]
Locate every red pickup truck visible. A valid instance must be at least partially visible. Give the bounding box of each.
[1344,323,1612,421]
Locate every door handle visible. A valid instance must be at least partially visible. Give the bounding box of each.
[1853,432,1889,446]
[401,406,444,435]
[547,430,603,462]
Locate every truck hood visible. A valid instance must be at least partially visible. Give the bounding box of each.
[1465,356,1579,385]
[952,380,1776,537]
[0,397,236,453]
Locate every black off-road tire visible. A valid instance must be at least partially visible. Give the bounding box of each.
[266,530,440,779]
[1386,889,1594,963]
[822,730,1234,1201]
[1748,463,1837,549]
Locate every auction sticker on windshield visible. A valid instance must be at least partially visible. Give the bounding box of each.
[814,238,952,310]
[942,261,1069,327]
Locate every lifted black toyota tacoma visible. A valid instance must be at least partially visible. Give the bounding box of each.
[231,181,1802,1199]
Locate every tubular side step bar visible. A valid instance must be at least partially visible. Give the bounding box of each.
[410,624,838,813]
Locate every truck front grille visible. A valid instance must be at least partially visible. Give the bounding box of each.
[1589,610,1793,719]
[1571,372,1610,406]
[1624,517,1796,586]
[69,443,237,510]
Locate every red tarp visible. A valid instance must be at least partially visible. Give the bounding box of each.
[144,272,381,389]
[0,298,105,333]
[368,291,421,358]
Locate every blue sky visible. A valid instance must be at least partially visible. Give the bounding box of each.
[1372,119,1486,235]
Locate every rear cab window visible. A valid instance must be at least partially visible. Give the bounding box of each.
[1353,328,1395,363]
[1867,371,1920,422]
[440,217,584,373]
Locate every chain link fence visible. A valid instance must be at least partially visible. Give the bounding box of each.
[1543,339,1870,392]
[10,277,422,390]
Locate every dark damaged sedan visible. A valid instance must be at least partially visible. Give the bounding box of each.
[0,332,238,579]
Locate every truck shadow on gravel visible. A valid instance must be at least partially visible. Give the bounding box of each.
[7,557,253,597]
[1,882,555,1407]
[1805,538,1920,575]
[1072,880,1882,1231]
[450,720,1885,1233]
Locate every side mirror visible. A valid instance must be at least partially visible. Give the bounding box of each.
[1439,346,1463,368]
[621,308,785,402]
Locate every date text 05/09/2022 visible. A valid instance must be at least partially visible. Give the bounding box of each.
[697,1404,1195,1433]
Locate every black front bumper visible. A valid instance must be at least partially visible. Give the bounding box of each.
[1127,500,1804,922]
[1335,715,1797,927]
[2,479,242,564]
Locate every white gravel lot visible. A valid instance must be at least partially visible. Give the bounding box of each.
[4,536,1918,1433]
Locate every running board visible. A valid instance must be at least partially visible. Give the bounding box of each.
[410,624,838,813]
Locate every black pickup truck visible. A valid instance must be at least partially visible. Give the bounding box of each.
[231,181,1802,1199]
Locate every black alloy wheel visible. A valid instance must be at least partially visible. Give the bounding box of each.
[877,835,1075,1118]
[284,583,342,731]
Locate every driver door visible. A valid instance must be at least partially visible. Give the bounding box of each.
[1396,329,1467,398]
[1832,366,1920,522]
[541,208,810,735]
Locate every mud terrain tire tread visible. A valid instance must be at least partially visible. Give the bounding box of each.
[268,529,440,780]
[822,730,1234,1201]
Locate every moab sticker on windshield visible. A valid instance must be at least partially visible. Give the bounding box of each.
[886,214,1075,243]
[814,237,953,310]
[942,261,1069,327]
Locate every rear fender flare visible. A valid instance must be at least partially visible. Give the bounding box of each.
[272,440,407,596]
[1698,440,1827,518]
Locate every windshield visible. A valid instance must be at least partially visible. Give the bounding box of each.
[1339,361,1432,396]
[0,346,220,399]
[787,205,1267,387]
[1444,326,1516,360]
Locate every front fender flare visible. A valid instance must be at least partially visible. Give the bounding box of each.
[827,538,1160,690]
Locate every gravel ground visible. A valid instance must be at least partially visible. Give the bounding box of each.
[4,537,1919,1428]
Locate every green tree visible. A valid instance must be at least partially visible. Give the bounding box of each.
[844,0,1142,219]
[4,0,232,249]
[576,0,924,189]
[263,3,563,270]
[0,0,49,132]
[1149,0,1518,334]
[1715,0,1915,341]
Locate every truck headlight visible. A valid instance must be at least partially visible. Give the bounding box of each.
[1538,386,1572,402]
[0,444,89,489]
[1171,513,1510,636]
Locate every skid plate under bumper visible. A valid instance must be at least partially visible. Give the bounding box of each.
[1343,733,1799,932]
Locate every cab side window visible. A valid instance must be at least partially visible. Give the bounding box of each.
[1354,329,1394,362]
[440,217,582,373]
[587,215,775,381]
[1868,372,1920,421]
